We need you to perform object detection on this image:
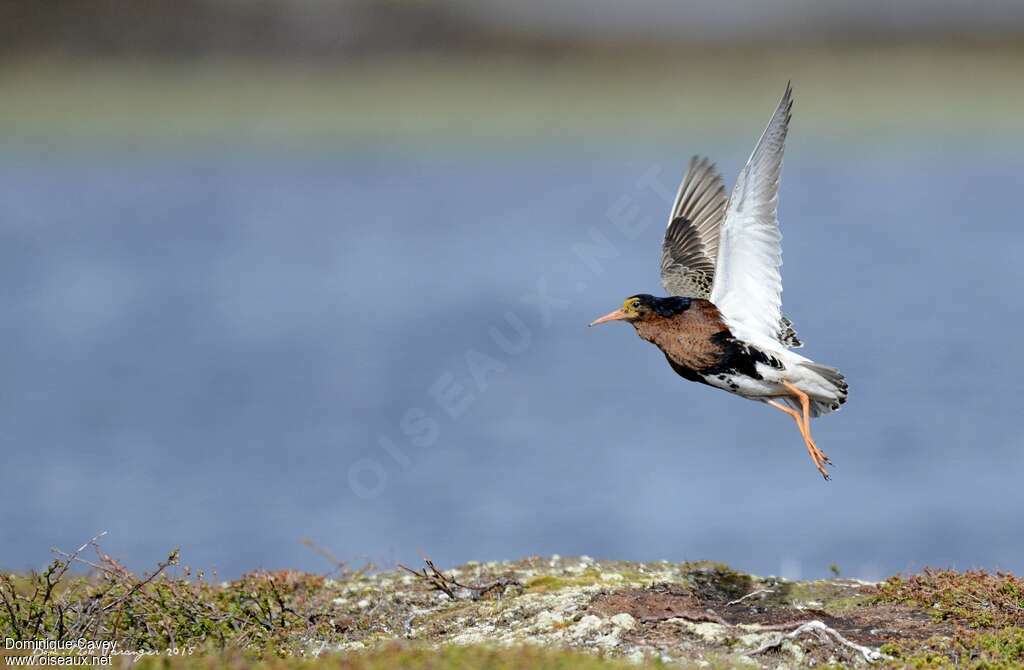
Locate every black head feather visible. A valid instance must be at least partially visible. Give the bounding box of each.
[627,294,692,317]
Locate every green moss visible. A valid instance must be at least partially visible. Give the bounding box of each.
[525,575,576,592]
[879,628,1024,669]
[879,639,956,670]
[875,569,1024,628]
[820,594,874,613]
[773,580,872,613]
[970,627,1024,661]
[525,570,606,593]
[521,564,655,593]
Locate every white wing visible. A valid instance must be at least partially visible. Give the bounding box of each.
[710,83,792,347]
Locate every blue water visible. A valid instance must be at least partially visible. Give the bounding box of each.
[1,143,1022,580]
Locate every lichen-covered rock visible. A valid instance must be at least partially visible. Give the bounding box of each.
[533,611,565,631]
[569,614,605,639]
[609,612,636,631]
[302,557,961,668]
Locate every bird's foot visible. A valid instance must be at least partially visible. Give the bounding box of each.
[805,433,833,471]
[804,438,832,480]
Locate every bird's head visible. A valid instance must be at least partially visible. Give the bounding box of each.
[589,294,690,326]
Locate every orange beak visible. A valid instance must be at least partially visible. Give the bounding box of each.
[589,308,629,327]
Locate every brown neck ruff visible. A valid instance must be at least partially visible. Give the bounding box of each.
[632,299,730,372]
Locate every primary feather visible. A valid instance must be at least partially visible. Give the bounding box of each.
[659,156,727,298]
[710,82,792,348]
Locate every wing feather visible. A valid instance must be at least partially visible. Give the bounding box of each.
[660,156,727,298]
[710,83,793,346]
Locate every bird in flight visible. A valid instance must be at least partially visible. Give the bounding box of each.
[590,84,847,480]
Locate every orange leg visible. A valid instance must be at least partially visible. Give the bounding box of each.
[767,392,832,480]
[781,381,833,467]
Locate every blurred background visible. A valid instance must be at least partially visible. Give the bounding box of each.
[1,1,1023,580]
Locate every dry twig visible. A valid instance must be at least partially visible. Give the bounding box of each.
[399,557,522,601]
[727,588,775,606]
[748,619,888,663]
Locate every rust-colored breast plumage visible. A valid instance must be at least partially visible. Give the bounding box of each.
[633,299,729,371]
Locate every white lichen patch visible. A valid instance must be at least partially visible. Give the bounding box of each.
[736,631,781,649]
[311,556,887,669]
[533,611,565,631]
[569,614,605,639]
[674,620,731,643]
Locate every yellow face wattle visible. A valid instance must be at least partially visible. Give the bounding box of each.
[621,296,643,318]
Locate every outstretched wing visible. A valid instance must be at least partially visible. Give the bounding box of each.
[659,156,727,298]
[710,83,793,346]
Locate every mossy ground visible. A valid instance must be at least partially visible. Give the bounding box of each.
[872,569,1024,668]
[3,546,1023,669]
